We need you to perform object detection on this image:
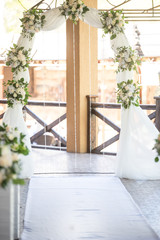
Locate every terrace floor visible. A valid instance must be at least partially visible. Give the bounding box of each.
[20,150,160,239]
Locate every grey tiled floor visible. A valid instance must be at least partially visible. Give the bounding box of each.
[20,149,160,238]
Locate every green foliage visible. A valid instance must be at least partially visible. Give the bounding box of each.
[100,10,127,40]
[153,135,160,162]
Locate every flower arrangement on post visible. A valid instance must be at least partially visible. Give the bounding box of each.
[153,134,160,162]
[115,46,141,72]
[117,80,140,109]
[59,0,89,24]
[100,10,126,40]
[0,123,29,189]
[20,9,46,40]
[6,44,31,75]
[4,78,30,108]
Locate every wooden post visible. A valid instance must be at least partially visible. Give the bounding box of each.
[154,96,160,132]
[66,0,98,153]
[86,95,98,153]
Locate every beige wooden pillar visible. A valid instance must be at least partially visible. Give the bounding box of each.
[66,0,98,153]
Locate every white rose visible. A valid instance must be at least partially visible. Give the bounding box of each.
[112,20,116,26]
[13,56,17,61]
[16,83,19,88]
[72,6,76,11]
[12,62,19,68]
[78,0,82,4]
[18,54,25,61]
[22,60,26,66]
[18,50,23,55]
[7,134,14,141]
[29,20,33,25]
[30,26,35,31]
[118,22,123,27]
[128,92,132,97]
[30,15,35,20]
[108,25,111,29]
[13,93,17,98]
[64,3,68,9]
[8,85,15,94]
[0,146,12,167]
[125,86,129,90]
[126,58,131,62]
[12,153,19,162]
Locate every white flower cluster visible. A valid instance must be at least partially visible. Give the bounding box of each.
[117,80,140,109]
[115,46,141,72]
[8,85,25,98]
[20,9,46,40]
[6,44,31,75]
[0,145,19,169]
[100,10,126,40]
[4,78,29,108]
[60,0,89,24]
[0,123,29,188]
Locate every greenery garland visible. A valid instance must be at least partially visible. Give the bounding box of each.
[0,123,29,189]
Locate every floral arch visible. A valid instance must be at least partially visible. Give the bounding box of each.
[3,0,160,180]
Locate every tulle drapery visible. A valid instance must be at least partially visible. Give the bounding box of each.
[3,6,160,179]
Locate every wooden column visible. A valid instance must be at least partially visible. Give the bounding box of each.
[66,0,98,153]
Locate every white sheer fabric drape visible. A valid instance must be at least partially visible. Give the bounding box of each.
[83,7,160,180]
[3,8,65,178]
[3,6,160,179]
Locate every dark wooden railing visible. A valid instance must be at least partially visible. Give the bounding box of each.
[0,99,67,151]
[87,95,159,156]
[1,97,160,155]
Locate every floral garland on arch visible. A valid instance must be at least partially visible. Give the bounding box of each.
[0,123,29,189]
[115,46,141,72]
[4,2,141,111]
[6,44,31,75]
[20,8,46,40]
[117,80,140,109]
[4,78,30,108]
[100,10,126,40]
[59,0,89,24]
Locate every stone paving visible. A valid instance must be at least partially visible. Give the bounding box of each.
[122,179,160,238]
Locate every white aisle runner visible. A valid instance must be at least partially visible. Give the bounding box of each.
[21,175,159,240]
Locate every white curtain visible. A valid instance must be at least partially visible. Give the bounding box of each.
[3,6,160,179]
